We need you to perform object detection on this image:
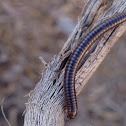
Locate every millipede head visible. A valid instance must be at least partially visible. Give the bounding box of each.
[67,111,77,119]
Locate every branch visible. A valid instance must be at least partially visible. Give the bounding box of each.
[24,0,126,126]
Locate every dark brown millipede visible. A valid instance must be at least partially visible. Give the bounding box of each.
[64,12,126,119]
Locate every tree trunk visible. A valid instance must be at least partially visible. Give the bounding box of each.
[24,0,126,126]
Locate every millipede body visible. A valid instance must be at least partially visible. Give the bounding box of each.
[64,12,126,119]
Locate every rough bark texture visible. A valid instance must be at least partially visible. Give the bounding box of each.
[24,0,126,126]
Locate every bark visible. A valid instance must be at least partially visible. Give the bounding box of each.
[24,0,126,126]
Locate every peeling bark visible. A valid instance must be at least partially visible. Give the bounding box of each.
[24,0,126,126]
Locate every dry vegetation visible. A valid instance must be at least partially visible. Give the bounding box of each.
[0,0,126,126]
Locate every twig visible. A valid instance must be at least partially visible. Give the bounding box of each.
[1,97,11,126]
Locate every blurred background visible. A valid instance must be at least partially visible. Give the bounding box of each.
[0,0,126,126]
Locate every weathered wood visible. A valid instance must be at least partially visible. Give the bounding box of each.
[24,0,126,126]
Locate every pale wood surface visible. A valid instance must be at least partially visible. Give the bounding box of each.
[24,0,126,126]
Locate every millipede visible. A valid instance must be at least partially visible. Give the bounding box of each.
[64,12,126,119]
